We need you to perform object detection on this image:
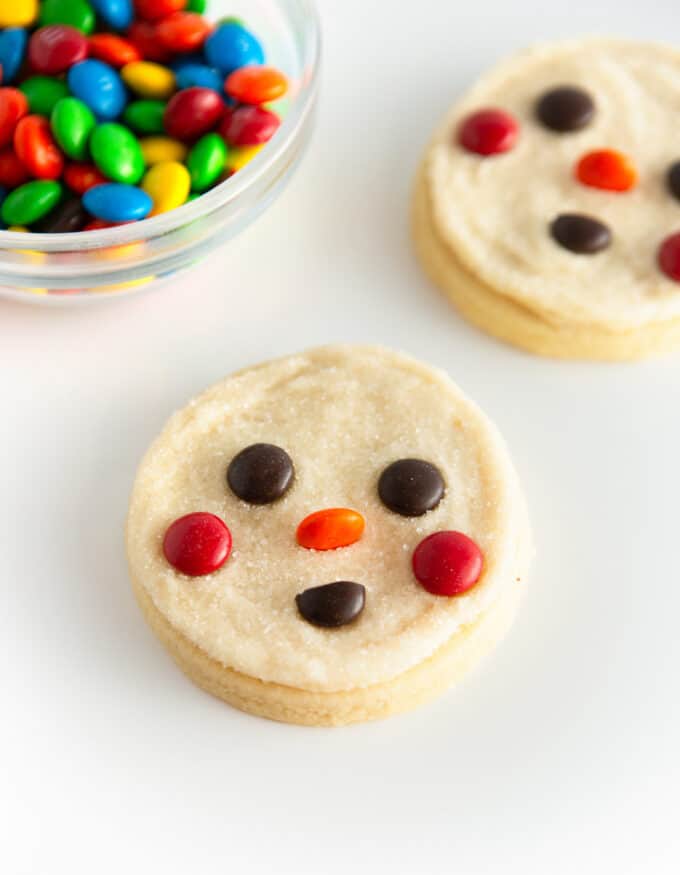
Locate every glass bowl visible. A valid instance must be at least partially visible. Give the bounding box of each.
[0,0,320,304]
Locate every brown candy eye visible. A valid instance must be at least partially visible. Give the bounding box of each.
[536,86,595,132]
[227,443,294,505]
[667,161,680,201]
[378,458,445,517]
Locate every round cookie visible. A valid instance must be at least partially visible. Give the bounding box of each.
[413,39,680,360]
[126,346,532,725]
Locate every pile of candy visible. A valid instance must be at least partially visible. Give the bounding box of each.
[0,0,287,232]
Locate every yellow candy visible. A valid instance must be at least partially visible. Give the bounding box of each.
[142,161,190,217]
[121,61,176,99]
[140,136,188,166]
[8,225,28,232]
[228,145,264,172]
[0,0,37,27]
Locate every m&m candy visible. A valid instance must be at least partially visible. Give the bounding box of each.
[0,2,287,234]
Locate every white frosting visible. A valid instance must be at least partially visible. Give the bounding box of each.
[427,39,680,330]
[126,346,529,692]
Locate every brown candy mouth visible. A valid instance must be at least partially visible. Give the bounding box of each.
[295,581,366,628]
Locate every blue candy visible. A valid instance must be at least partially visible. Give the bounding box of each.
[175,63,223,93]
[170,53,204,71]
[67,60,127,121]
[83,184,152,223]
[0,28,27,84]
[89,0,133,30]
[203,23,264,75]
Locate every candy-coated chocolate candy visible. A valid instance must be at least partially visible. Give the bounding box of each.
[19,75,69,115]
[658,232,680,282]
[89,0,132,30]
[186,0,206,12]
[550,213,611,254]
[1,178,62,225]
[28,24,88,74]
[576,149,637,192]
[227,443,294,504]
[88,33,140,67]
[536,86,595,132]
[666,161,680,202]
[39,0,96,34]
[175,62,222,92]
[123,99,165,133]
[296,508,365,551]
[33,193,88,231]
[63,161,107,193]
[139,134,186,164]
[82,181,151,220]
[0,145,29,186]
[186,132,226,191]
[0,27,28,83]
[68,59,126,120]
[225,66,287,105]
[204,22,264,75]
[162,511,232,577]
[295,581,366,629]
[90,122,145,183]
[141,159,189,214]
[163,86,223,140]
[219,104,279,146]
[121,60,175,99]
[0,88,28,148]
[82,217,114,230]
[378,458,445,517]
[227,143,262,172]
[458,108,519,156]
[51,96,95,160]
[14,115,64,178]
[133,0,186,21]
[126,20,171,63]
[0,0,37,28]
[156,12,211,53]
[412,531,483,596]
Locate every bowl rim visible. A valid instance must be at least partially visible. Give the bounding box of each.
[0,0,321,254]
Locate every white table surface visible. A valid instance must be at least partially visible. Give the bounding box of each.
[3,1,680,872]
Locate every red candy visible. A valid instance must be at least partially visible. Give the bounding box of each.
[219,105,280,146]
[576,149,637,192]
[458,108,519,156]
[163,86,223,141]
[89,34,141,67]
[658,232,680,282]
[156,13,212,53]
[163,512,232,577]
[0,146,29,187]
[64,162,108,194]
[0,88,28,149]
[28,26,89,75]
[126,21,171,63]
[225,66,288,105]
[14,115,64,179]
[412,531,483,596]
[134,0,186,21]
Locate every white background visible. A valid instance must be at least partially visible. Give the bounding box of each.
[3,1,680,872]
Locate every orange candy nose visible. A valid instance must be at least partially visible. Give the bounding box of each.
[576,149,637,192]
[296,508,365,551]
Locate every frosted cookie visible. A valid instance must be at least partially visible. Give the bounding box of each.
[413,39,680,360]
[126,346,532,726]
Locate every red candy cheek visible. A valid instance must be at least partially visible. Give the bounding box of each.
[458,108,519,156]
[163,512,232,577]
[658,232,680,283]
[412,531,483,596]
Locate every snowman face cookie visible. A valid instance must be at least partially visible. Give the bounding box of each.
[126,347,530,703]
[419,39,680,356]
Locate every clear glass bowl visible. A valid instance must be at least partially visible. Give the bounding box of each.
[0,0,320,304]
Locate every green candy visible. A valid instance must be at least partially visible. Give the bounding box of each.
[122,101,166,135]
[2,181,62,226]
[51,98,95,161]
[39,0,96,34]
[90,123,145,185]
[19,77,69,116]
[187,0,208,11]
[187,133,227,192]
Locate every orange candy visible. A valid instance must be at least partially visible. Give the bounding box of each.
[157,13,212,53]
[225,66,288,105]
[576,149,637,192]
[296,508,365,551]
[89,34,142,67]
[14,115,64,180]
